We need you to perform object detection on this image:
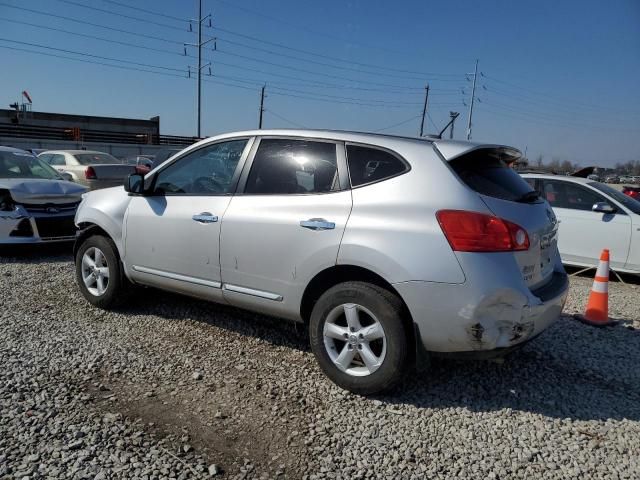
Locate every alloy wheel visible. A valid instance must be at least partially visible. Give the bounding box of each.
[323,303,387,377]
[81,246,110,296]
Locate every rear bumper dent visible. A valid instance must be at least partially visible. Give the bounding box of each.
[395,271,569,353]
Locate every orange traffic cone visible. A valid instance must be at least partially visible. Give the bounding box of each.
[576,249,616,327]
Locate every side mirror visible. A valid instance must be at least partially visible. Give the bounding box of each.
[124,173,146,195]
[60,172,73,182]
[592,202,616,214]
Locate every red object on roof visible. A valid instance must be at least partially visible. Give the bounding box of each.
[22,90,32,103]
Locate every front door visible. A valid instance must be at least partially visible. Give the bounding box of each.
[540,179,631,269]
[123,138,253,299]
[220,137,352,320]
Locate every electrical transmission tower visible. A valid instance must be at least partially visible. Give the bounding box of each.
[184,0,214,138]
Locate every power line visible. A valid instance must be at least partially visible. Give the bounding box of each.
[211,25,464,79]
[0,41,429,109]
[214,36,459,82]
[99,0,189,23]
[41,0,466,81]
[265,109,308,129]
[212,0,405,56]
[214,49,429,90]
[0,15,435,96]
[373,114,422,132]
[0,3,184,45]
[52,0,187,32]
[482,74,638,114]
[0,17,187,58]
[0,44,187,79]
[0,38,185,72]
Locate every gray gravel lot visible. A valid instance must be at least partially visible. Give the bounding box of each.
[1,246,639,479]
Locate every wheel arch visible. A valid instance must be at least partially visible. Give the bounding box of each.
[74,222,117,258]
[300,264,419,364]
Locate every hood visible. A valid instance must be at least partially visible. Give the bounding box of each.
[0,179,88,204]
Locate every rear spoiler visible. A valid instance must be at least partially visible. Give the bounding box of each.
[433,141,522,164]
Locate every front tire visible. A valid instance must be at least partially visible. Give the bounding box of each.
[309,281,408,395]
[75,235,127,309]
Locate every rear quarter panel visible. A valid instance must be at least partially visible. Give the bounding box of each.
[338,141,489,284]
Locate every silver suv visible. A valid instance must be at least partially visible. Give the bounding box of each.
[74,130,568,394]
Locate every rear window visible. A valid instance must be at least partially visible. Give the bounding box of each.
[346,145,408,187]
[74,153,120,165]
[450,150,538,202]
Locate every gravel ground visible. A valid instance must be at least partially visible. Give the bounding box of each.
[1,246,639,479]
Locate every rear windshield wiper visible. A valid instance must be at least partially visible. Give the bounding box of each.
[515,191,540,203]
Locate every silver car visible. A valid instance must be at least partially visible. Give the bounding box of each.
[73,130,568,394]
[0,147,87,244]
[38,150,136,190]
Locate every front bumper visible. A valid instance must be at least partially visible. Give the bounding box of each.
[394,262,569,354]
[1,206,77,244]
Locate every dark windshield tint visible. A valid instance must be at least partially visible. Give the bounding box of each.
[74,153,120,165]
[450,150,538,202]
[0,151,61,179]
[589,181,640,215]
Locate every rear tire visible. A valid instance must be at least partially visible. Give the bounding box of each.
[75,235,128,309]
[309,281,408,395]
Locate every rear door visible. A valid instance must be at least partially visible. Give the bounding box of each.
[442,146,558,290]
[219,137,352,320]
[539,179,631,269]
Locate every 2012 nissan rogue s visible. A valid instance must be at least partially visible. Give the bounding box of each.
[73,130,569,394]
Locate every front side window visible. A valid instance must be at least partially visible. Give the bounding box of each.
[153,139,248,195]
[542,180,605,211]
[346,145,408,187]
[245,139,339,194]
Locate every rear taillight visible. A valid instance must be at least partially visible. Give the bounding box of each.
[84,166,97,180]
[436,210,530,252]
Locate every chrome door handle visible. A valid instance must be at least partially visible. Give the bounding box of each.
[300,218,335,231]
[192,212,218,223]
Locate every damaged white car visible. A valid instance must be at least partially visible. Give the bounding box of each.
[0,146,87,244]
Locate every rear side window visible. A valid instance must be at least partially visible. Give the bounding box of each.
[450,150,537,202]
[346,145,408,187]
[245,139,339,194]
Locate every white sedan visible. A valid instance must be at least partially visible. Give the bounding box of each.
[522,174,640,274]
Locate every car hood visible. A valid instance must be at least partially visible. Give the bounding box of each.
[0,178,88,204]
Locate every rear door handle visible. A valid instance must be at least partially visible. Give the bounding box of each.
[192,212,218,223]
[300,218,335,231]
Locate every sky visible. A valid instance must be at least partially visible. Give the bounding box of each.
[1,0,639,166]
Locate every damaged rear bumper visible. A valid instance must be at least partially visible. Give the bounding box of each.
[394,267,569,354]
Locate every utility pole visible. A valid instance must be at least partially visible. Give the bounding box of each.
[184,0,213,138]
[449,111,459,139]
[466,59,478,140]
[258,84,266,129]
[419,84,430,137]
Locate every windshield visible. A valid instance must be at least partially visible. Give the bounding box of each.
[74,153,121,165]
[589,181,640,215]
[0,151,62,180]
